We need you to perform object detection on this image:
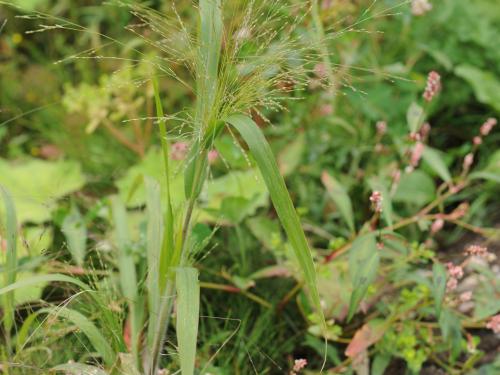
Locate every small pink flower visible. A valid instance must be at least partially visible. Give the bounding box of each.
[473,136,482,146]
[423,71,441,102]
[411,0,433,16]
[369,191,383,213]
[480,118,497,136]
[446,277,458,291]
[410,142,425,167]
[293,358,308,372]
[430,219,444,234]
[376,121,387,136]
[319,104,333,116]
[170,142,188,160]
[208,149,219,164]
[486,314,500,334]
[463,153,474,170]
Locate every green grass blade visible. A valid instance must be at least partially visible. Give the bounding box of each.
[110,196,137,303]
[225,114,326,331]
[0,274,88,297]
[52,363,108,375]
[145,177,163,350]
[39,306,115,367]
[176,267,200,375]
[110,196,140,366]
[0,185,17,346]
[197,0,222,124]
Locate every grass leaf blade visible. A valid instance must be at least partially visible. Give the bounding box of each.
[225,114,326,330]
[176,267,200,375]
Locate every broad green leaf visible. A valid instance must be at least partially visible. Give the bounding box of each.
[422,146,452,182]
[372,353,392,375]
[1,185,17,333]
[432,262,447,318]
[321,171,355,233]
[278,132,305,176]
[116,148,185,208]
[439,309,463,360]
[176,267,200,375]
[348,233,379,321]
[0,158,85,224]
[145,177,163,350]
[406,102,424,133]
[202,169,268,222]
[40,306,115,366]
[455,65,500,112]
[61,203,87,266]
[225,114,326,331]
[394,170,435,207]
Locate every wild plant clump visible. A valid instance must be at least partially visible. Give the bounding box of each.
[0,0,499,374]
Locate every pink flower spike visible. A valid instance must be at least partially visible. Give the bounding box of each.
[465,244,489,258]
[293,358,308,372]
[446,262,464,279]
[410,142,425,167]
[473,136,482,146]
[423,71,441,102]
[480,118,497,136]
[369,191,383,213]
[463,153,474,170]
[459,291,473,303]
[431,219,444,234]
[486,314,500,334]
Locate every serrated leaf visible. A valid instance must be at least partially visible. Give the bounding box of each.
[321,171,355,233]
[348,233,379,321]
[432,262,447,318]
[422,146,452,182]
